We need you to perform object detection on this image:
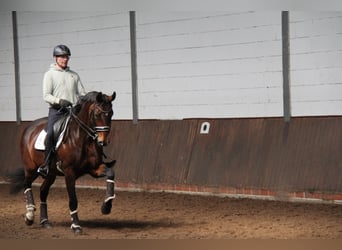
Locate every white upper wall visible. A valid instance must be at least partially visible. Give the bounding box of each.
[0,11,342,121]
[0,12,16,121]
[290,12,342,116]
[136,12,283,119]
[15,11,131,121]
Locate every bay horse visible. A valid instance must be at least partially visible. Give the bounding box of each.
[8,91,116,234]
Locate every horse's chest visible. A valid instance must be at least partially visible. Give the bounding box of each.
[85,153,102,169]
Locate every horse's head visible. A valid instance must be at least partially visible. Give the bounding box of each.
[90,91,116,146]
[74,91,116,147]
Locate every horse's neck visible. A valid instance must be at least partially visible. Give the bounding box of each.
[76,104,92,127]
[72,108,103,153]
[69,105,93,141]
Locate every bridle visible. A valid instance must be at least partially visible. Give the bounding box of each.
[69,103,112,142]
[91,103,112,133]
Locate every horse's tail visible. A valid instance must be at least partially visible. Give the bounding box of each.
[5,168,25,194]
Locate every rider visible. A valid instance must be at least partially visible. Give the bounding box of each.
[37,45,86,177]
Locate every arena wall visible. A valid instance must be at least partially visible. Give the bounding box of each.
[1,117,342,202]
[1,11,342,202]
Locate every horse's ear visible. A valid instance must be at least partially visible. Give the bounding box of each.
[110,91,116,102]
[107,91,116,102]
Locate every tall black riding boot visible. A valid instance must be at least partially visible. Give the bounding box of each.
[37,144,53,178]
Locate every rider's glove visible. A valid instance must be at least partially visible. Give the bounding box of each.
[59,99,72,108]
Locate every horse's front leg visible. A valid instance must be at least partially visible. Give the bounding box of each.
[65,174,82,234]
[101,165,116,215]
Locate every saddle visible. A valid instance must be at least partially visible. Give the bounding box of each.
[34,116,71,151]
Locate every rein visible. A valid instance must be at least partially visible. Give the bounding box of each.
[70,109,98,140]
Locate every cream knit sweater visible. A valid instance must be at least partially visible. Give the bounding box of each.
[43,63,86,107]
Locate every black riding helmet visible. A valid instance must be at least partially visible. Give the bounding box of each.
[53,45,71,57]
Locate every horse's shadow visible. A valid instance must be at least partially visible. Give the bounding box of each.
[57,218,180,230]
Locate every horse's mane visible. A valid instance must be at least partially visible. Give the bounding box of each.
[73,91,101,114]
[79,91,101,103]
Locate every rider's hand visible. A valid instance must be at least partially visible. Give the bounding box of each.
[59,99,72,108]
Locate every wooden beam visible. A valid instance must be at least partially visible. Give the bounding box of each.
[282,11,291,122]
[12,11,21,125]
[129,11,139,124]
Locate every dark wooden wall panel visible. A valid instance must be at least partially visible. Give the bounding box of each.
[1,117,342,195]
[0,122,27,174]
[104,120,198,185]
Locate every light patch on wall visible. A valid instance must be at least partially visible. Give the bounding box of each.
[200,121,210,134]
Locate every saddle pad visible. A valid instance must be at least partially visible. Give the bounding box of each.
[34,129,47,150]
[34,116,70,151]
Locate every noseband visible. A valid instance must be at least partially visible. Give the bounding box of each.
[94,126,110,132]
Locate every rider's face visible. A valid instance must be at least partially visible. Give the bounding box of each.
[55,55,69,69]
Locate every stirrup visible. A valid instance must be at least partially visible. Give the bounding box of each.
[37,166,49,178]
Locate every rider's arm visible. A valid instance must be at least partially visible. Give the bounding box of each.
[43,71,60,106]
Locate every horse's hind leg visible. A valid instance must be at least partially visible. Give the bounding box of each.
[24,188,36,226]
[101,166,116,215]
[39,174,56,228]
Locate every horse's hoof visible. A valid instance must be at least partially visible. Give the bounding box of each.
[25,217,34,226]
[105,160,116,168]
[71,224,82,234]
[40,219,52,229]
[73,228,82,234]
[101,202,112,215]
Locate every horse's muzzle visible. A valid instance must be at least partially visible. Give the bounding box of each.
[95,126,110,147]
[97,137,110,147]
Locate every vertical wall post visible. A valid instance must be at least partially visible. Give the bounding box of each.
[282,11,291,122]
[129,11,139,124]
[12,11,21,124]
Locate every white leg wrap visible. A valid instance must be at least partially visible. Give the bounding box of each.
[106,179,115,183]
[26,211,34,221]
[25,206,35,221]
[70,223,82,229]
[40,218,48,224]
[104,194,116,203]
[26,204,36,210]
[69,209,78,215]
[24,188,32,194]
